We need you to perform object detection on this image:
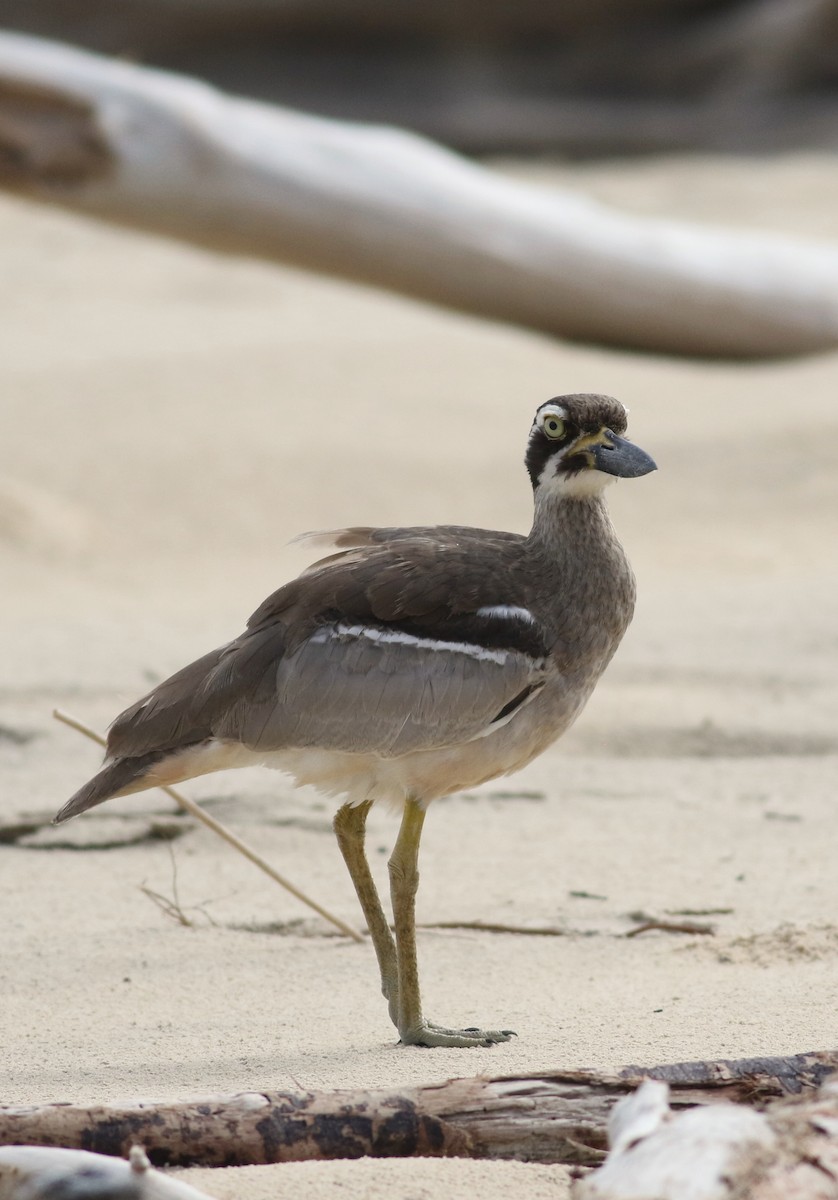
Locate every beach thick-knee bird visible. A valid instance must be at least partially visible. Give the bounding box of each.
[56,394,655,1047]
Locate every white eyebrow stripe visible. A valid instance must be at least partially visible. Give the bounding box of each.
[476,605,537,625]
[311,622,512,666]
[540,403,568,421]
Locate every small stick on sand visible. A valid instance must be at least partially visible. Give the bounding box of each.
[625,914,716,938]
[418,920,567,937]
[52,708,364,943]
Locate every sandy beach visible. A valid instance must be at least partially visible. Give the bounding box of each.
[2,153,838,1198]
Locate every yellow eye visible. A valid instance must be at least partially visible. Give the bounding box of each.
[542,413,566,440]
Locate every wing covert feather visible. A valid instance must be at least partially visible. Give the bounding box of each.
[249,527,529,633]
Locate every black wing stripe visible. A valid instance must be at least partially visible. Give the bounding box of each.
[490,682,543,726]
[389,609,550,660]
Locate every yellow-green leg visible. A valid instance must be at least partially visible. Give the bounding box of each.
[387,798,516,1048]
[333,801,399,1026]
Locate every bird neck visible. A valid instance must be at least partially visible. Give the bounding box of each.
[527,486,618,563]
[526,485,635,666]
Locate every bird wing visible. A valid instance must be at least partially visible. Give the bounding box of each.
[107,530,549,761]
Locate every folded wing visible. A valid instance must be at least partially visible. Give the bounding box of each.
[214,618,547,756]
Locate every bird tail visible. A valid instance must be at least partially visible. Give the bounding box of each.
[54,752,166,824]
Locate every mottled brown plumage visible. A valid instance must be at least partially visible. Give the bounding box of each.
[57,393,655,1047]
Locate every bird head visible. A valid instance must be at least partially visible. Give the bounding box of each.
[525,394,656,496]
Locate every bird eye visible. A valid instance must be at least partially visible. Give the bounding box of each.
[542,414,566,440]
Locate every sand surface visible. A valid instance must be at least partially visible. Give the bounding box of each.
[2,153,838,1199]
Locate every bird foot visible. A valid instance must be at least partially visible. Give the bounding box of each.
[399,1020,517,1048]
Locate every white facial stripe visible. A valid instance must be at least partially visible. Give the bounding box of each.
[540,467,615,497]
[313,622,511,666]
[536,455,560,487]
[476,605,537,625]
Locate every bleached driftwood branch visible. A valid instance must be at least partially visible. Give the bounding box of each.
[1,1051,835,1168]
[577,1074,838,1199]
[1,32,838,358]
[0,1145,213,1200]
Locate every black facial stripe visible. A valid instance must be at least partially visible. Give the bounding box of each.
[525,432,552,489]
[525,425,577,489]
[557,452,590,476]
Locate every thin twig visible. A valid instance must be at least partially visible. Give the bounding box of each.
[140,884,193,927]
[665,907,733,917]
[419,920,567,937]
[52,708,364,942]
[140,843,194,927]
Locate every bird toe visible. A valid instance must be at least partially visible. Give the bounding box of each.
[400,1020,517,1048]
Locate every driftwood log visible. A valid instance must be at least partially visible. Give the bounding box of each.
[2,32,838,359]
[1,1051,835,1169]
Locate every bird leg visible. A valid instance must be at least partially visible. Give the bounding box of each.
[333,801,399,1026]
[388,797,516,1048]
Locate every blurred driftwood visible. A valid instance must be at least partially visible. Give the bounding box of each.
[3,1,838,155]
[1,1050,835,1168]
[2,32,838,358]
